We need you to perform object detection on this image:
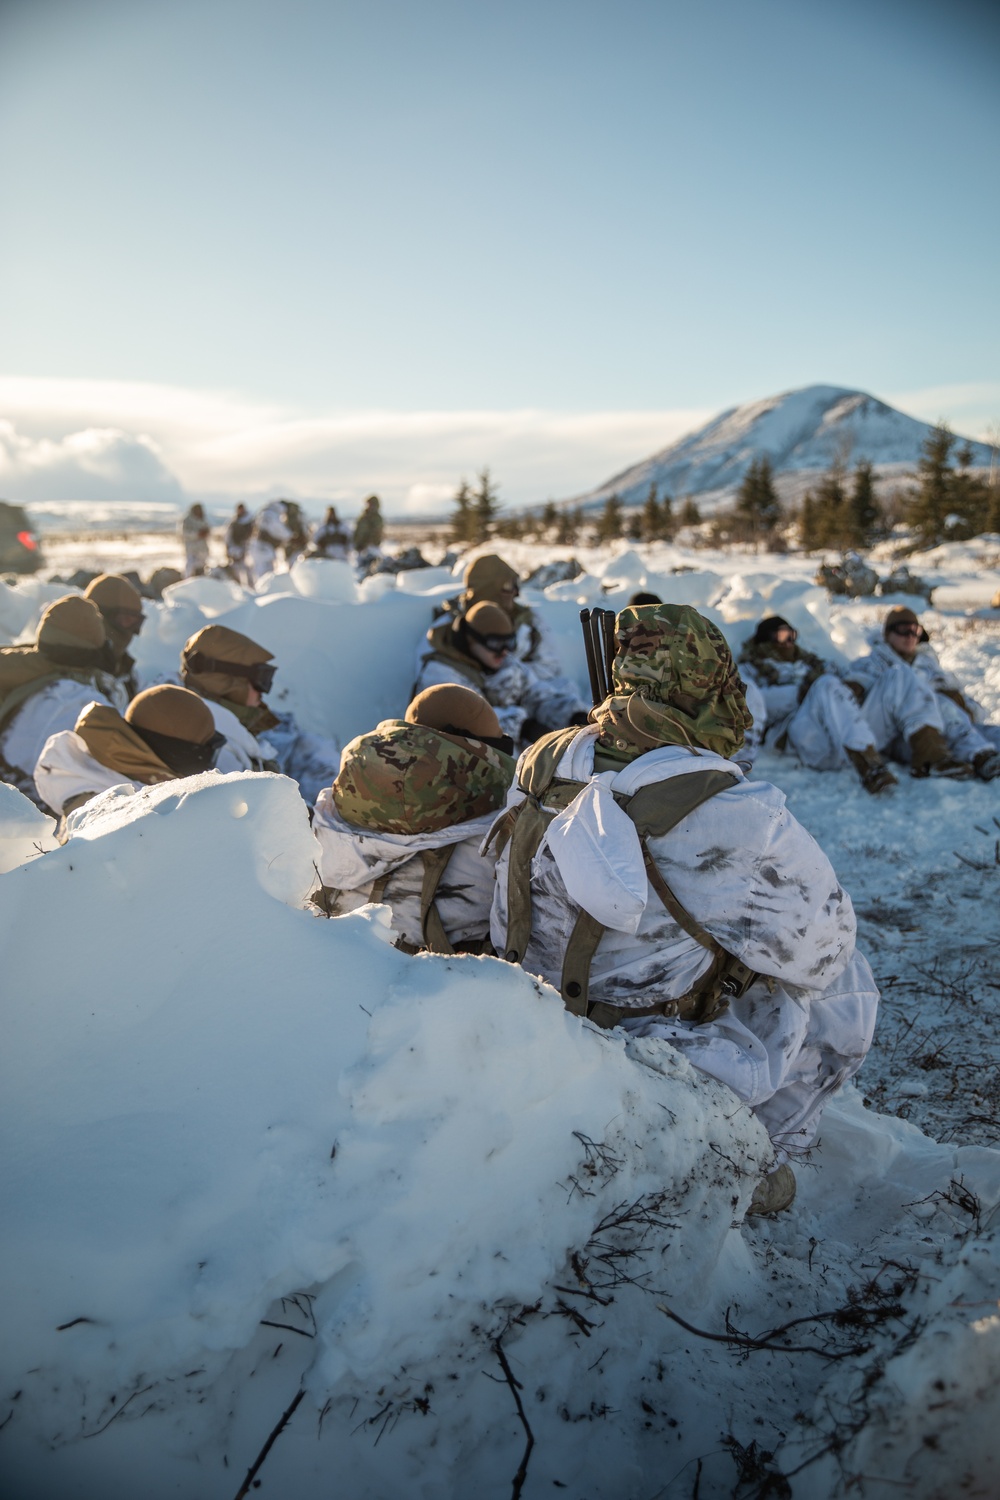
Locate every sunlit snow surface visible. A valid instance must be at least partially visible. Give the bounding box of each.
[1,535,999,1499]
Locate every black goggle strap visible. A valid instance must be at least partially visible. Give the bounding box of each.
[184,652,276,692]
[466,627,516,654]
[441,724,515,756]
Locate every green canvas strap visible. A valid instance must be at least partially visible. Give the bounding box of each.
[419,844,457,955]
[502,747,753,1028]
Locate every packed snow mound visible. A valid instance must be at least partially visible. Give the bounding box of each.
[569,384,993,510]
[0,768,777,1495]
[0,782,56,871]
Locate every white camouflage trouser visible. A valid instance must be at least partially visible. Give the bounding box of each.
[783,675,877,770]
[935,696,995,764]
[861,670,993,765]
[246,538,278,588]
[622,950,879,1160]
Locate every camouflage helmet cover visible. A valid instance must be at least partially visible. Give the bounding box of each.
[333,720,513,835]
[597,603,751,760]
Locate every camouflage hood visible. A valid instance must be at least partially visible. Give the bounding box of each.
[333,719,514,836]
[593,604,751,762]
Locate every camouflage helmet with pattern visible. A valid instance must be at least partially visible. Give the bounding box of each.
[333,719,514,835]
[594,603,751,761]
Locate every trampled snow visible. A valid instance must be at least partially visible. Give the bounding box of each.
[1,535,999,1498]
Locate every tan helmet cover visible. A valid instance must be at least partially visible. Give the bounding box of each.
[181,624,273,706]
[74,702,177,785]
[37,596,108,652]
[464,601,513,637]
[84,574,143,614]
[126,685,216,744]
[405,684,502,740]
[462,554,519,608]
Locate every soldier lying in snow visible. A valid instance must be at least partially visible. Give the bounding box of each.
[739,616,898,794]
[414,600,588,745]
[846,608,1000,782]
[311,685,515,954]
[489,604,879,1216]
[33,686,225,834]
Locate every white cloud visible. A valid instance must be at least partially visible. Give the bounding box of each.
[0,375,712,513]
[885,382,1000,443]
[0,419,185,505]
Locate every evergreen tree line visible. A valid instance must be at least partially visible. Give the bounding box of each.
[448,424,998,552]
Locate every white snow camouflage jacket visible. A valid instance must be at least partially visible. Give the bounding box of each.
[490,727,857,1008]
[312,789,499,950]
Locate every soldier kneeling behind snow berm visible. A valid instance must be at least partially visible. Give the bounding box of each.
[489,604,879,1216]
[311,685,515,954]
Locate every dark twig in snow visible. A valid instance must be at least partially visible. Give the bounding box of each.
[232,1386,305,1500]
[657,1303,868,1360]
[83,1383,156,1438]
[491,1336,535,1500]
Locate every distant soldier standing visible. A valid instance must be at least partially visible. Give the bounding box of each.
[352,494,384,572]
[180,503,211,577]
[224,503,254,585]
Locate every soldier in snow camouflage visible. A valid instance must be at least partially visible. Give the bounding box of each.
[312,685,515,954]
[490,604,878,1215]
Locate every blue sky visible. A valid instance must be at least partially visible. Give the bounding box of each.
[1,0,997,512]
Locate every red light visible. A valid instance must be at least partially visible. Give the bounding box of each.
[16,531,38,551]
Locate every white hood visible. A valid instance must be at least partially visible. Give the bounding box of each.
[312,787,500,892]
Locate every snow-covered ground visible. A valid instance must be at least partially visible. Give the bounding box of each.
[1,534,999,1499]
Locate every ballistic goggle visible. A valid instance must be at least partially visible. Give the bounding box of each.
[184,652,277,694]
[464,625,517,655]
[130,725,227,777]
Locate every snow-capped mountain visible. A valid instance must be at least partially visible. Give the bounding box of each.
[568,384,993,511]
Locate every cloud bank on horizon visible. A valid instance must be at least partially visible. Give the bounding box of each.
[0,375,997,518]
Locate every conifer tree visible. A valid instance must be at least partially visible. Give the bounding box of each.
[555,507,578,545]
[908,424,955,545]
[540,501,558,538]
[677,497,701,529]
[812,466,849,549]
[799,491,820,551]
[660,490,675,541]
[596,494,624,543]
[640,483,662,542]
[848,460,881,547]
[472,467,501,543]
[450,479,474,545]
[735,457,781,544]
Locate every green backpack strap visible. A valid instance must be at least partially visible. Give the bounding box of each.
[554,767,752,1024]
[499,727,584,964]
[419,844,457,955]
